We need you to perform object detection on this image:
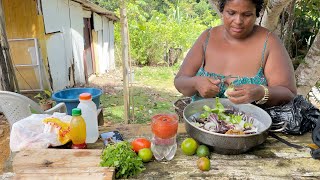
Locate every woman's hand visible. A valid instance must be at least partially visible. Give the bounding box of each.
[194,77,221,98]
[226,84,264,104]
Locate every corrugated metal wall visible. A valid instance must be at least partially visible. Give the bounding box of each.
[42,0,72,91]
[3,0,116,92]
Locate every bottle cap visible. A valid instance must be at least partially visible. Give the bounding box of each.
[72,108,82,116]
[79,93,92,100]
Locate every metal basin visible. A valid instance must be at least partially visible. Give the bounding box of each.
[183,98,272,155]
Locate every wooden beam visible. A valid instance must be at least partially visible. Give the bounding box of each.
[0,43,10,91]
[13,149,115,179]
[0,0,19,92]
[120,0,130,124]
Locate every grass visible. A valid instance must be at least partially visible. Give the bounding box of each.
[100,65,183,124]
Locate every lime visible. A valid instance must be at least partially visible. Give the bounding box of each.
[196,145,210,157]
[181,138,198,156]
[138,148,153,162]
[197,157,210,171]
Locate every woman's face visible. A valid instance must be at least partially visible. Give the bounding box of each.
[222,0,257,39]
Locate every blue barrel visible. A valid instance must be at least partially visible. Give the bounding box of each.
[52,88,103,115]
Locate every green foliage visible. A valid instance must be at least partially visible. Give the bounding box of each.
[90,0,118,11]
[125,0,220,65]
[34,90,52,104]
[90,0,220,66]
[100,141,145,179]
[292,0,319,57]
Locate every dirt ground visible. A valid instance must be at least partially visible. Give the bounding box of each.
[0,114,10,174]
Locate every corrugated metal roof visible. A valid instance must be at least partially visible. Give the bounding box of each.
[72,0,119,21]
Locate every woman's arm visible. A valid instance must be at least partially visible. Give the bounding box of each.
[174,29,220,97]
[262,32,297,106]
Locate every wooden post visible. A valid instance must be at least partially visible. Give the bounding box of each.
[0,43,10,91]
[127,23,135,122]
[120,0,130,124]
[0,0,18,92]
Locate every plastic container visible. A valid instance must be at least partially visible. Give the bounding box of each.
[77,93,99,143]
[52,88,102,115]
[69,108,87,149]
[151,114,178,161]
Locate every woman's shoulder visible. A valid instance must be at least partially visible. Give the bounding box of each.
[200,26,223,34]
[255,26,279,41]
[209,25,223,33]
[199,26,223,40]
[257,26,285,48]
[253,26,284,48]
[197,26,222,43]
[254,26,271,37]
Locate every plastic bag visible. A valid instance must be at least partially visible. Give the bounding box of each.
[10,112,71,152]
[264,95,320,135]
[311,116,320,159]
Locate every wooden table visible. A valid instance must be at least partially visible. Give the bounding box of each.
[11,123,320,179]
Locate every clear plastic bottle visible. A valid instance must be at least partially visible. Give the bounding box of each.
[77,93,99,143]
[151,114,178,161]
[151,134,177,161]
[69,108,87,149]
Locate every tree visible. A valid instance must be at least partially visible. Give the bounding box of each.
[295,30,320,96]
[260,0,292,32]
[209,0,320,96]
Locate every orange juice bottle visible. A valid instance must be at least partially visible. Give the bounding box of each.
[70,108,87,149]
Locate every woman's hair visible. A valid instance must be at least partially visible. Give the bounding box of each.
[218,0,264,17]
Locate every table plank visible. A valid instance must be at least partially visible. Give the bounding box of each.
[12,149,114,180]
[13,168,113,180]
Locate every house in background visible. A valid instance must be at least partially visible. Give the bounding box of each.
[3,0,119,92]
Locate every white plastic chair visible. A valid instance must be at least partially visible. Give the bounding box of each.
[0,91,67,128]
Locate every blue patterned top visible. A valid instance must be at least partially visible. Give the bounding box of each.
[192,28,270,102]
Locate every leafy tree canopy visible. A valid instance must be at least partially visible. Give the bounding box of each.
[90,0,220,65]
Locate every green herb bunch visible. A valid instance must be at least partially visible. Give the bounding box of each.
[100,141,145,179]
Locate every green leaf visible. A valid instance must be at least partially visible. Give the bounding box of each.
[113,161,119,166]
[221,114,229,121]
[203,105,211,112]
[214,97,224,113]
[100,141,145,178]
[200,111,209,118]
[244,122,253,128]
[230,115,242,124]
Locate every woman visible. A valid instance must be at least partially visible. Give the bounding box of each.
[174,0,297,107]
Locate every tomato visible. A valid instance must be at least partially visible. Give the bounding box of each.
[131,138,151,153]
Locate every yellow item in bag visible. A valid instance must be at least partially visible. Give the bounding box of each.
[43,117,71,145]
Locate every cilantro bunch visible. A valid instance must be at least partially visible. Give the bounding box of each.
[100,141,145,179]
